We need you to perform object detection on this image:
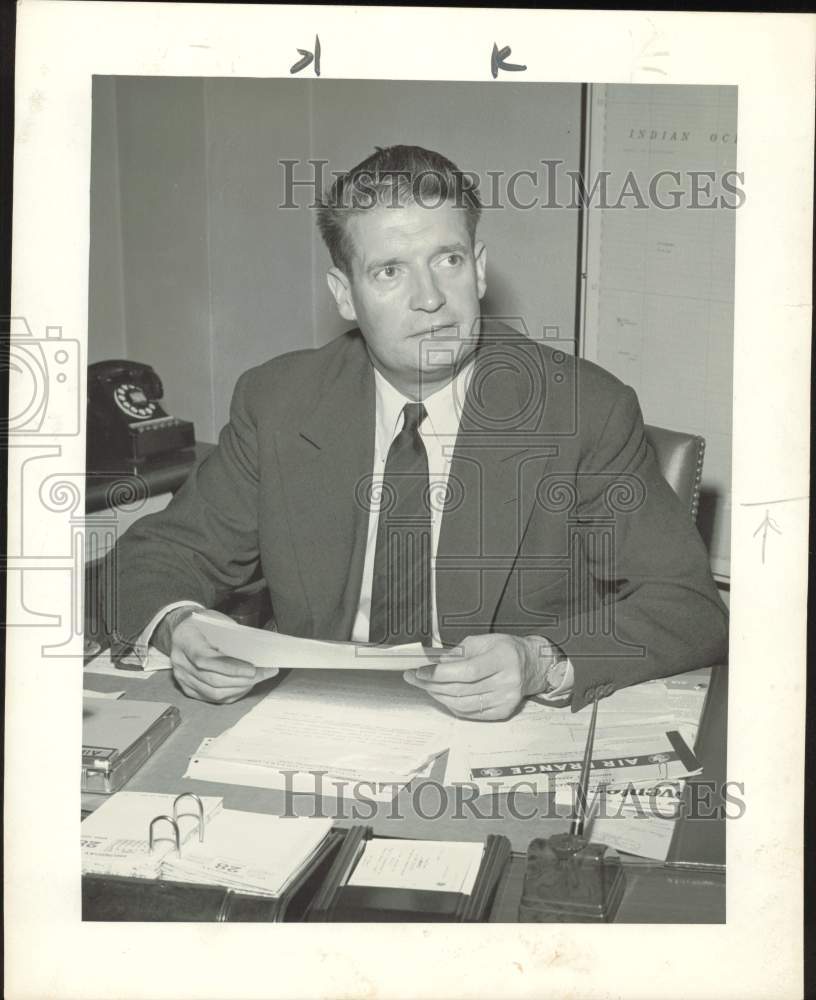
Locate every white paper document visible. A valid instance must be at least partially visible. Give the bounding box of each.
[84,648,171,677]
[444,679,707,789]
[347,839,485,896]
[466,725,700,796]
[185,738,435,801]
[591,780,686,818]
[577,780,685,861]
[586,810,679,862]
[183,662,706,803]
[192,611,439,671]
[189,669,455,789]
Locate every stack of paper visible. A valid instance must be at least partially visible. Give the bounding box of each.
[187,669,455,797]
[584,781,685,861]
[445,679,707,794]
[464,724,701,798]
[81,791,223,878]
[161,813,333,896]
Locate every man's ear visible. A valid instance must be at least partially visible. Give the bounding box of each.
[326,267,357,322]
[474,241,487,299]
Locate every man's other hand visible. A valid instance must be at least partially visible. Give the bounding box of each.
[165,608,277,704]
[403,633,550,720]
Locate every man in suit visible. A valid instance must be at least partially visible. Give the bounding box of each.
[107,145,727,718]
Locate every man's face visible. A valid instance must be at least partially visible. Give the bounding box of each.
[327,199,487,397]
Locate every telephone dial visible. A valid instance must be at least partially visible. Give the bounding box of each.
[87,360,195,466]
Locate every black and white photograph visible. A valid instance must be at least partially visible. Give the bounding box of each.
[81,74,735,915]
[5,5,812,999]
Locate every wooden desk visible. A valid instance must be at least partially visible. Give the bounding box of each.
[83,663,727,922]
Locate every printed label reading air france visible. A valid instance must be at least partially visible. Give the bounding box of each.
[471,751,680,779]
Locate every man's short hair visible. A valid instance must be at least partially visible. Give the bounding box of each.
[316,144,482,274]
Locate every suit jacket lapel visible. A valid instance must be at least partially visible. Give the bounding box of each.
[436,332,555,646]
[277,333,375,639]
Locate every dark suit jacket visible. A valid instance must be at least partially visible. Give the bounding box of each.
[108,323,728,711]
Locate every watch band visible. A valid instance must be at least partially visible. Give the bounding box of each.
[541,655,568,693]
[529,644,569,703]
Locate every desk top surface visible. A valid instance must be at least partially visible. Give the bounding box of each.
[83,661,727,922]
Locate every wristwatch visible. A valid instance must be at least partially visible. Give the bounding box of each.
[530,645,570,703]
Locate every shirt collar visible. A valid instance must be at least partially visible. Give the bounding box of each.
[373,359,475,454]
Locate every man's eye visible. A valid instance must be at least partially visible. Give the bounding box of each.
[440,254,463,267]
[376,265,399,281]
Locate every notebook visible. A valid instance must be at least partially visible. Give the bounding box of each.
[81,791,224,878]
[161,812,334,897]
[81,791,334,897]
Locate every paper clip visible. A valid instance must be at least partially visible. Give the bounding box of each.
[149,815,181,855]
[173,792,205,843]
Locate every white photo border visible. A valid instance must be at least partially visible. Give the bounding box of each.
[7,5,813,999]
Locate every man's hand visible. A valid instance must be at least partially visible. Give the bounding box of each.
[164,608,278,705]
[403,633,555,720]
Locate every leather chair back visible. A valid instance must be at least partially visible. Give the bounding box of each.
[644,424,705,523]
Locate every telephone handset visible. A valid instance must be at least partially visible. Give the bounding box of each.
[87,360,195,466]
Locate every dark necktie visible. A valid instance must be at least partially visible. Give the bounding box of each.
[368,402,433,646]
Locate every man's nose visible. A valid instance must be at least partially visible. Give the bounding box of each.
[408,267,445,312]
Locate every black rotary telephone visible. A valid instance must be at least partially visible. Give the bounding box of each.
[87,360,195,466]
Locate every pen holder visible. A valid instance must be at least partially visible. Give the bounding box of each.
[518,832,625,922]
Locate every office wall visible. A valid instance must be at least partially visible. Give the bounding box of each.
[117,77,215,439]
[88,78,583,440]
[88,77,126,362]
[582,85,736,577]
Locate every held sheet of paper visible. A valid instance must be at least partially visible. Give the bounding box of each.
[192,612,438,671]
